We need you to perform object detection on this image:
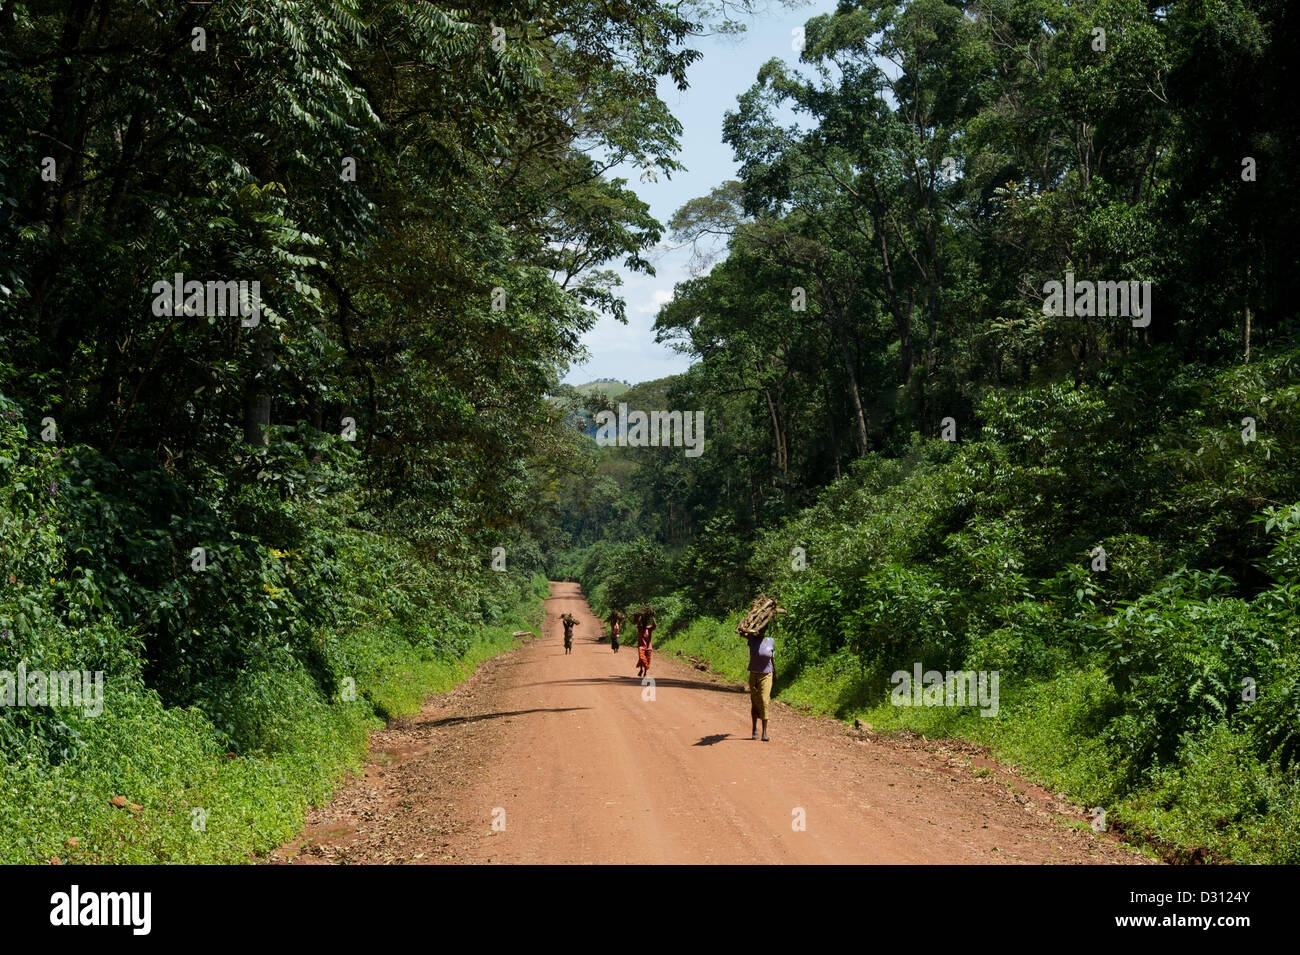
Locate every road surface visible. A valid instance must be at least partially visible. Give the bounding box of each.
[272,582,1147,864]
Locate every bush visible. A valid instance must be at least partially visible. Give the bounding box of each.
[1099,571,1272,776]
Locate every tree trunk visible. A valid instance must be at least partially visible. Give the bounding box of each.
[833,316,870,455]
[244,324,274,447]
[823,378,841,480]
[1244,262,1253,363]
[763,387,788,476]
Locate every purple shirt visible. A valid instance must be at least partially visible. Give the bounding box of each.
[747,636,774,674]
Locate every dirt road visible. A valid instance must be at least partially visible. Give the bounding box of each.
[273,582,1147,864]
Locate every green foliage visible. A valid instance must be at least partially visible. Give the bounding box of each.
[556,536,674,620]
[544,0,1300,866]
[0,586,544,864]
[0,386,549,860]
[1098,574,1272,773]
[1124,724,1300,865]
[5,0,1300,867]
[0,0,710,861]
[632,343,1300,863]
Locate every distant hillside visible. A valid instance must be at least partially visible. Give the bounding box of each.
[573,379,631,399]
[554,374,687,463]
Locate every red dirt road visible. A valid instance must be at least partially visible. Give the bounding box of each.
[272,582,1149,864]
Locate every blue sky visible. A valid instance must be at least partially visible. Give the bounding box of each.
[561,0,835,387]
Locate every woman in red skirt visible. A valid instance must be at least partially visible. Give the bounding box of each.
[635,609,656,678]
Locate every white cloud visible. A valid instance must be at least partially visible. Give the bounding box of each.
[564,247,694,384]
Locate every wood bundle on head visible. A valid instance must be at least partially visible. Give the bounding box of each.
[736,593,784,637]
[606,609,625,624]
[560,613,579,625]
[629,606,656,627]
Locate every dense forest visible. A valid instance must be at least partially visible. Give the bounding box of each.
[0,0,736,862]
[2,0,1297,865]
[552,0,1300,863]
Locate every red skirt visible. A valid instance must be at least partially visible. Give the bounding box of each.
[637,644,652,669]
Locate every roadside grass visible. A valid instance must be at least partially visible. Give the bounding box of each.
[0,582,546,865]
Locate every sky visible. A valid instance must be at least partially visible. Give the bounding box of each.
[560,0,836,387]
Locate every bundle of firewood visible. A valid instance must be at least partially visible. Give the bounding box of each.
[560,612,579,626]
[736,593,785,637]
[628,606,656,627]
[605,609,625,624]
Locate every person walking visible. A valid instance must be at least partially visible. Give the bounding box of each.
[746,630,775,741]
[736,594,784,742]
[607,609,624,653]
[561,613,577,654]
[634,608,656,678]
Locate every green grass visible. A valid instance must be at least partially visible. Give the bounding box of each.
[0,586,545,865]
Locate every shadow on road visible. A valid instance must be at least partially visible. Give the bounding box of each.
[692,734,735,746]
[525,676,745,695]
[420,707,590,728]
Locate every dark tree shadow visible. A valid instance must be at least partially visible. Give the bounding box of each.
[420,707,590,728]
[526,676,745,695]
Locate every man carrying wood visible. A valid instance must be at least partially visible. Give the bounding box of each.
[737,595,784,742]
[561,613,578,654]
